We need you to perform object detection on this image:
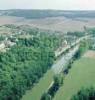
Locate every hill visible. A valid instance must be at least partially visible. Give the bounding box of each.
[0,10,95,19]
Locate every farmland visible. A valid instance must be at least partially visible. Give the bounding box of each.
[0,16,95,32]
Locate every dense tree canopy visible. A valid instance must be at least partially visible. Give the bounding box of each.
[67,32,85,37]
[71,88,95,100]
[0,32,63,100]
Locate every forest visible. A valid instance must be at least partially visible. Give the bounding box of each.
[0,31,64,100]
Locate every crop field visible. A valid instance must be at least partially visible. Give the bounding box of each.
[27,17,95,32]
[0,16,95,32]
[54,52,95,100]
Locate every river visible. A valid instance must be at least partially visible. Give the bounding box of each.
[52,45,79,74]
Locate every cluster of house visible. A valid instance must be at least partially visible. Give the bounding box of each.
[0,40,16,51]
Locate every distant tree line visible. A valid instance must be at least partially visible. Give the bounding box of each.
[67,32,85,37]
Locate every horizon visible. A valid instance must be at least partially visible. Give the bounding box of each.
[0,0,95,10]
[0,9,95,11]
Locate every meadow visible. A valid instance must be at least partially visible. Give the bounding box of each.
[54,54,95,100]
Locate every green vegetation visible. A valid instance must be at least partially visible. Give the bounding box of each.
[48,74,64,96]
[67,31,85,37]
[0,43,54,100]
[22,70,54,100]
[41,92,51,100]
[74,40,91,58]
[0,30,64,100]
[87,27,95,37]
[0,35,5,41]
[41,73,64,100]
[53,57,95,100]
[0,10,95,100]
[40,39,91,100]
[4,24,20,29]
[0,24,94,100]
[71,87,95,100]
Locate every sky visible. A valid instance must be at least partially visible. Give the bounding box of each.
[0,0,95,10]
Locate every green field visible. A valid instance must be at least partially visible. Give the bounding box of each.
[21,70,54,100]
[54,57,95,100]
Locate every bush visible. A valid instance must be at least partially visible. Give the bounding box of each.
[48,74,64,97]
[40,92,51,100]
[71,87,95,100]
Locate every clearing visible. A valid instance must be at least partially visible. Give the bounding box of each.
[83,50,95,58]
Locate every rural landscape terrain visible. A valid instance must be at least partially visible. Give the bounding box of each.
[0,10,95,100]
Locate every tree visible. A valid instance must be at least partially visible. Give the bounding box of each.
[41,92,51,100]
[71,87,95,100]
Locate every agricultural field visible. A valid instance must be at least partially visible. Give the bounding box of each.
[54,51,95,100]
[0,10,95,34]
[0,15,95,32]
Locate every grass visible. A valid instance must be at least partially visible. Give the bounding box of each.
[21,69,54,100]
[54,57,95,100]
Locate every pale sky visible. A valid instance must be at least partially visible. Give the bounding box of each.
[0,0,95,10]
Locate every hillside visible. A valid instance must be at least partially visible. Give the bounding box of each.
[0,10,95,19]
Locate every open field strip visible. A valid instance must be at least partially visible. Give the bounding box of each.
[21,70,54,100]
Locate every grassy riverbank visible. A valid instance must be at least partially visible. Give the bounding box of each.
[21,70,54,100]
[54,56,95,100]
